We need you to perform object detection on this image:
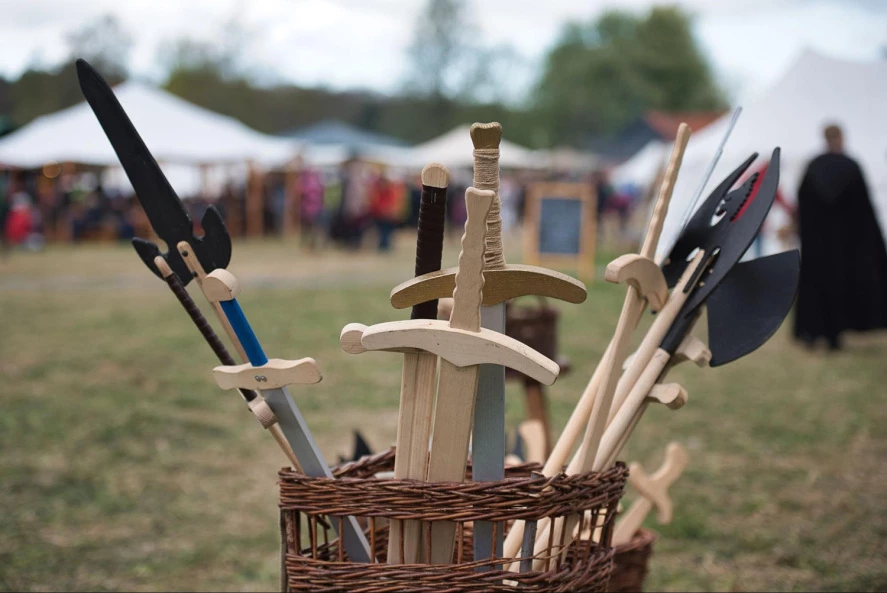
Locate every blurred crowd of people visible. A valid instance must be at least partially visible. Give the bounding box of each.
[0,169,142,253]
[1,156,639,255]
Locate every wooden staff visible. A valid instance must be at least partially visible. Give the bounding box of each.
[176,240,249,363]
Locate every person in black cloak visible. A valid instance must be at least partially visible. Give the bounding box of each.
[794,123,887,350]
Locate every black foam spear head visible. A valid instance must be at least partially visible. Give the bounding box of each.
[660,148,801,366]
[76,58,231,285]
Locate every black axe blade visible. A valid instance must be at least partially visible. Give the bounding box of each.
[706,250,801,366]
[663,149,781,318]
[76,59,231,285]
[662,152,759,288]
[660,148,789,357]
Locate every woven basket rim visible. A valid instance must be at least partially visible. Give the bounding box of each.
[279,450,628,522]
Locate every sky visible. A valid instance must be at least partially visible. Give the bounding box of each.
[1,0,885,103]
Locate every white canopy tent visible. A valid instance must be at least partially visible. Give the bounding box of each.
[655,50,887,260]
[408,125,540,170]
[0,81,300,169]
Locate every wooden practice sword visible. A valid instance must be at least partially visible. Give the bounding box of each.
[201,269,372,564]
[388,163,449,564]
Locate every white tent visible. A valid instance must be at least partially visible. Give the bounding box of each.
[0,81,300,169]
[408,125,540,170]
[656,50,887,260]
[610,140,667,188]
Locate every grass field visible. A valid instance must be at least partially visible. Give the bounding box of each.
[1,237,885,592]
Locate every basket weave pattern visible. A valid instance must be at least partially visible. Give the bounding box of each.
[279,449,628,592]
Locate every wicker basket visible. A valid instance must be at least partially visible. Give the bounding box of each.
[279,449,628,592]
[607,529,657,592]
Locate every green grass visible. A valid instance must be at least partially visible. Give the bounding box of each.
[1,238,886,591]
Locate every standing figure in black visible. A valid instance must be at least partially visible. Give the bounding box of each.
[794,124,887,350]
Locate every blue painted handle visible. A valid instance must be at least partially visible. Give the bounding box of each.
[220,299,268,366]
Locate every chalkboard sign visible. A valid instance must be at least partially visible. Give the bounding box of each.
[538,198,583,255]
[524,182,597,280]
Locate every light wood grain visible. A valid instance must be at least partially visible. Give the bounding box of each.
[389,350,438,564]
[421,162,449,188]
[390,265,588,309]
[358,319,558,385]
[201,269,240,303]
[612,442,688,546]
[426,361,482,564]
[645,383,688,409]
[339,323,372,355]
[425,186,493,564]
[605,254,669,312]
[671,334,712,368]
[641,123,690,259]
[212,358,322,390]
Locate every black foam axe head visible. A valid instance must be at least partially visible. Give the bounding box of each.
[76,58,231,285]
[661,148,781,314]
[705,249,800,366]
[659,148,799,361]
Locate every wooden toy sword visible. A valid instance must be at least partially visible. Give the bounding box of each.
[343,187,560,564]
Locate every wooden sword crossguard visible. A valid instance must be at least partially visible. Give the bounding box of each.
[604,254,669,313]
[203,271,324,393]
[390,264,587,310]
[213,359,322,391]
[612,442,689,546]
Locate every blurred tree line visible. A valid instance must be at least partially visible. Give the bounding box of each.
[0,2,726,149]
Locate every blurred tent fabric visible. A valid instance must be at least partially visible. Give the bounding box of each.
[0,82,300,169]
[279,119,407,148]
[534,146,599,174]
[279,119,412,168]
[588,110,724,163]
[611,140,667,188]
[652,50,887,260]
[409,125,539,170]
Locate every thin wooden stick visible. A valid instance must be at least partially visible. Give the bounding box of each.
[176,241,250,363]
